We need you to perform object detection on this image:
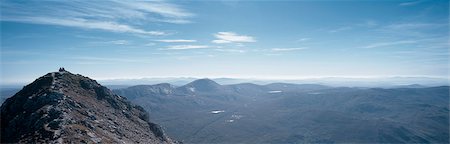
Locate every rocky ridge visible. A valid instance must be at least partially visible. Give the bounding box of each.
[1,70,176,143]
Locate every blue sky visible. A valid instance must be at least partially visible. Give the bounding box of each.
[1,0,449,85]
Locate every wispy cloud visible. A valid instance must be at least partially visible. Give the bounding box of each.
[4,17,166,35]
[212,32,256,43]
[399,1,422,6]
[296,38,311,42]
[151,52,181,55]
[376,22,447,38]
[0,1,193,35]
[166,45,210,50]
[1,50,54,56]
[271,47,308,51]
[384,23,445,30]
[264,53,282,56]
[358,20,378,27]
[145,42,157,46]
[155,39,197,43]
[361,40,417,49]
[108,40,129,45]
[87,39,131,46]
[114,1,194,18]
[215,49,246,53]
[71,56,147,63]
[329,26,352,33]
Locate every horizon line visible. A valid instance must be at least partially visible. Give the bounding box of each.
[1,73,448,86]
[95,75,450,81]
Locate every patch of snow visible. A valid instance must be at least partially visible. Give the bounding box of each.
[211,110,225,114]
[226,120,234,123]
[268,90,282,93]
[231,114,243,119]
[188,87,195,92]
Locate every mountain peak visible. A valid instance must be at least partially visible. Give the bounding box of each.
[190,78,220,86]
[184,78,221,92]
[1,71,176,143]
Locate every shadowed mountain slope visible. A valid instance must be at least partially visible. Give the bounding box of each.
[114,79,449,143]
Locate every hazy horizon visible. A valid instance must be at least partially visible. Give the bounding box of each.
[1,72,448,88]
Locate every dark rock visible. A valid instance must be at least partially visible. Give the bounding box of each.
[1,70,177,143]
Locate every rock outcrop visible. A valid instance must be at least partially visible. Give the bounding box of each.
[1,70,176,143]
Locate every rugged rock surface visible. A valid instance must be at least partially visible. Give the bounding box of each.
[1,70,176,143]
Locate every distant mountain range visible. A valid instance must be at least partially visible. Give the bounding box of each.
[0,71,176,143]
[2,76,446,104]
[99,76,448,87]
[113,78,449,143]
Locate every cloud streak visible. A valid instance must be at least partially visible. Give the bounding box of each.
[271,47,308,51]
[215,49,246,53]
[384,23,445,30]
[166,45,210,50]
[0,1,193,35]
[70,56,148,63]
[88,40,130,45]
[155,39,197,43]
[212,32,256,43]
[361,40,416,49]
[5,17,166,35]
[115,1,194,18]
[376,22,447,38]
[296,38,311,42]
[399,1,422,6]
[329,26,352,33]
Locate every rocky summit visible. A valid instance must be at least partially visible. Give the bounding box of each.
[0,70,176,143]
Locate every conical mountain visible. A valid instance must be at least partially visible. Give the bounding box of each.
[180,78,222,92]
[0,70,176,143]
